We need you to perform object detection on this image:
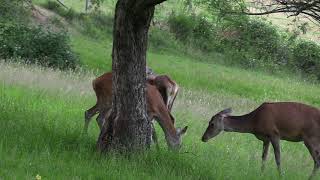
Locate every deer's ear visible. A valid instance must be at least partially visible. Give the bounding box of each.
[177,126,188,135]
[181,126,188,134]
[219,108,232,116]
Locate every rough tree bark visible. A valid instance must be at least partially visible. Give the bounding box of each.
[97,0,166,152]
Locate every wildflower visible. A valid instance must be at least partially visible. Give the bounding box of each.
[35,174,41,180]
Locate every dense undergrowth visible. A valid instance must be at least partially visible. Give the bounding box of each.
[0,0,80,70]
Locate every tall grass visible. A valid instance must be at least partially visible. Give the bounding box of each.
[1,61,319,179]
[2,1,320,179]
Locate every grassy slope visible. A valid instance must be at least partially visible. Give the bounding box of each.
[1,1,320,179]
[71,31,320,106]
[0,63,318,180]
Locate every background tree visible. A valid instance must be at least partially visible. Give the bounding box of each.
[198,0,320,24]
[96,0,167,152]
[243,0,320,23]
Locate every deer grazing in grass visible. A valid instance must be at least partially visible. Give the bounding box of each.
[84,72,187,149]
[202,102,320,179]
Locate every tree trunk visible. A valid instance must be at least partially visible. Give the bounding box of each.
[85,0,90,13]
[97,0,158,152]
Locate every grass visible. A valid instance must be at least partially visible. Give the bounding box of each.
[1,59,320,179]
[69,30,320,106]
[2,0,320,179]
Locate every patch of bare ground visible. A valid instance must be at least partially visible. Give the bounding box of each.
[31,5,68,30]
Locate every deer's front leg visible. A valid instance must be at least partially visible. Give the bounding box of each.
[271,137,281,175]
[261,140,270,172]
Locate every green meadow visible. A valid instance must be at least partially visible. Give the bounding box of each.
[1,1,320,179]
[1,51,320,179]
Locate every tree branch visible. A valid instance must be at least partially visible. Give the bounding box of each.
[56,0,68,9]
[144,0,168,8]
[241,0,320,23]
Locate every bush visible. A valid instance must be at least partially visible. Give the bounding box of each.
[0,23,80,70]
[220,20,279,62]
[149,27,180,53]
[64,8,78,21]
[45,1,61,11]
[168,14,194,41]
[292,40,320,80]
[168,13,219,53]
[0,0,30,23]
[78,11,113,38]
[42,1,78,21]
[165,12,320,81]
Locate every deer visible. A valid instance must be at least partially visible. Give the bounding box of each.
[84,72,188,149]
[147,75,179,111]
[146,66,179,111]
[201,102,320,179]
[85,69,179,130]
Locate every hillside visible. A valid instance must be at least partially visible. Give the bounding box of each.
[1,0,320,179]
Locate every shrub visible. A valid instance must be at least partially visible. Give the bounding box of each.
[168,13,219,53]
[149,27,180,53]
[78,11,113,38]
[168,14,194,41]
[41,1,78,20]
[217,19,291,69]
[64,8,78,21]
[292,40,320,80]
[45,1,61,11]
[0,22,80,70]
[0,0,30,23]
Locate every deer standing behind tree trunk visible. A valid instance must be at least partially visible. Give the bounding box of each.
[85,72,187,150]
[202,102,320,179]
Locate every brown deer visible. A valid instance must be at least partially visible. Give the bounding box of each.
[147,75,179,111]
[146,66,179,111]
[85,71,179,130]
[84,72,187,149]
[202,102,320,179]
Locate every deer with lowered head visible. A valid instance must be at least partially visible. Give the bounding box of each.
[202,102,320,179]
[84,72,187,150]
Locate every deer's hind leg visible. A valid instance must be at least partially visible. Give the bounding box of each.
[96,108,111,130]
[303,137,320,180]
[151,122,159,150]
[84,104,99,133]
[261,140,270,172]
[270,137,281,175]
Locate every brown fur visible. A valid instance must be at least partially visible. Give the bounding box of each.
[147,75,179,111]
[84,72,187,149]
[202,102,320,179]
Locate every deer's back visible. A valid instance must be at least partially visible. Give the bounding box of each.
[92,72,167,117]
[92,72,113,108]
[253,102,320,141]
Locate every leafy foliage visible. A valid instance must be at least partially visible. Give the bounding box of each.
[0,23,80,70]
[0,0,31,23]
[168,13,219,52]
[292,40,320,80]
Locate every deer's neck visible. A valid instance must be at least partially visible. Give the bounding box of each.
[223,114,254,133]
[155,111,179,144]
